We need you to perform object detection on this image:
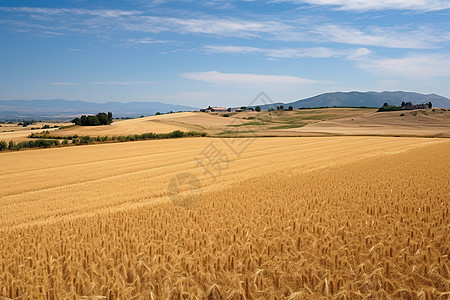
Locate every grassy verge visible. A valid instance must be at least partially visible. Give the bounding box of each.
[269,124,306,130]
[227,122,268,127]
[217,130,256,135]
[57,124,76,130]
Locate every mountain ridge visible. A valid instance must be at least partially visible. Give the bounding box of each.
[286,91,450,109]
[0,99,198,120]
[1,91,449,120]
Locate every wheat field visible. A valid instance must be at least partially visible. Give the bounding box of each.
[49,116,190,138]
[0,137,448,299]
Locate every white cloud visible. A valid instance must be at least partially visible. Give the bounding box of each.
[51,82,78,86]
[0,7,294,39]
[205,45,371,59]
[356,53,450,79]
[0,7,142,17]
[1,6,447,49]
[205,45,340,58]
[89,81,156,85]
[52,81,156,86]
[346,47,372,60]
[272,0,450,11]
[312,24,442,49]
[205,45,263,55]
[267,47,340,58]
[126,38,170,45]
[123,16,292,38]
[181,71,329,84]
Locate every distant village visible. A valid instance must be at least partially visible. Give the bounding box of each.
[378,101,433,112]
[200,101,434,114]
[200,106,230,113]
[400,101,432,110]
[200,106,254,113]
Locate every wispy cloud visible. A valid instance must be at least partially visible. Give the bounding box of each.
[311,24,443,49]
[272,0,450,11]
[346,47,372,60]
[51,82,78,86]
[125,38,170,45]
[51,81,156,86]
[0,7,293,40]
[1,6,447,49]
[181,71,330,84]
[0,7,142,17]
[205,45,371,59]
[89,81,157,85]
[355,53,450,79]
[123,16,292,38]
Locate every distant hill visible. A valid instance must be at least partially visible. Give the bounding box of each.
[0,99,198,120]
[2,91,449,120]
[287,91,450,109]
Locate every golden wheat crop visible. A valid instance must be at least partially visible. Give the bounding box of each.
[0,137,448,299]
[49,115,190,138]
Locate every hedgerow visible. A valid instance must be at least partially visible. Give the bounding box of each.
[1,130,207,152]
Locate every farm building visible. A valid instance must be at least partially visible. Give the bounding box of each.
[200,106,231,113]
[401,102,431,110]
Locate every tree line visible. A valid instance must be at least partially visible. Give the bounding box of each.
[378,101,432,112]
[72,112,113,126]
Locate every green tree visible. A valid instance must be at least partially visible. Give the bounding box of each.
[74,114,111,126]
[255,106,261,112]
[428,102,432,108]
[80,115,88,125]
[72,117,81,125]
[8,140,15,150]
[288,106,293,111]
[107,112,113,123]
[0,140,7,151]
[97,112,109,125]
[87,115,100,126]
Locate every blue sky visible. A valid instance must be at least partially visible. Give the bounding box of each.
[1,0,449,107]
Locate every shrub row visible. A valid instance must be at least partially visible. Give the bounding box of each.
[69,130,206,144]
[0,139,60,151]
[2,130,207,152]
[29,131,78,140]
[30,130,206,141]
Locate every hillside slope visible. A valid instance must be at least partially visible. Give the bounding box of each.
[284,108,450,137]
[287,91,450,108]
